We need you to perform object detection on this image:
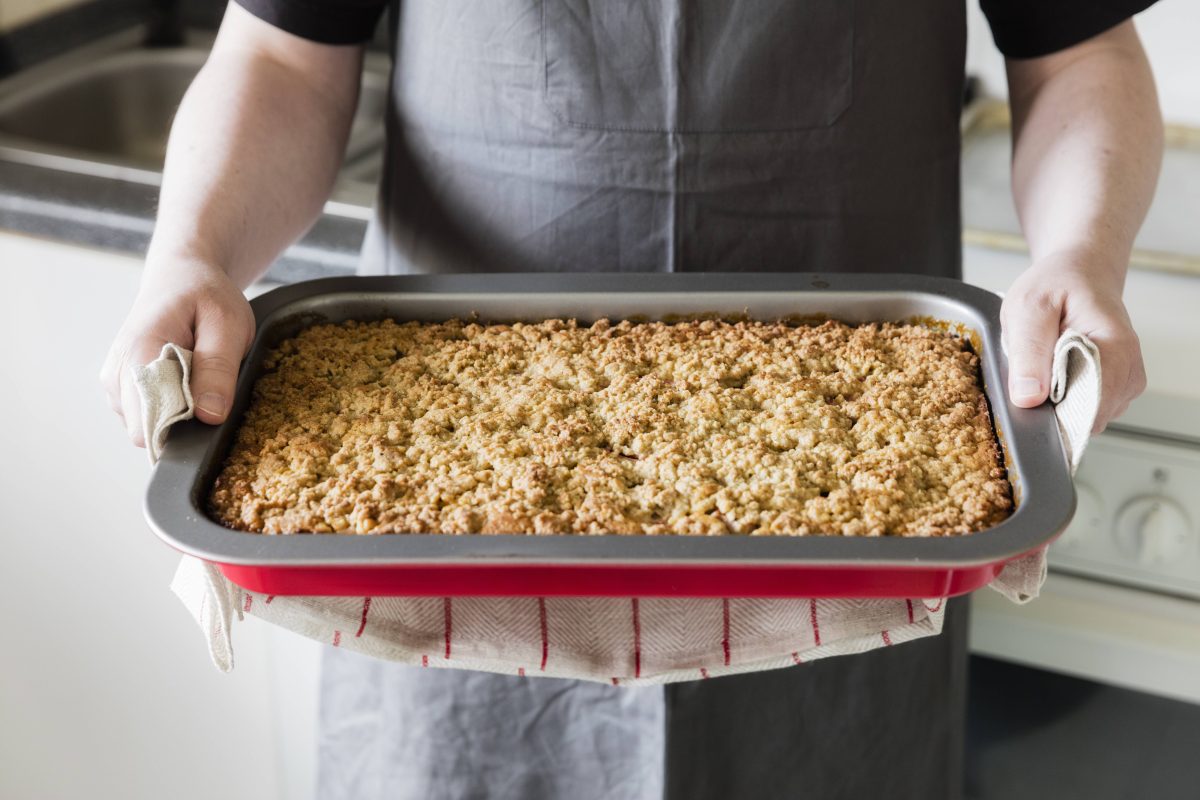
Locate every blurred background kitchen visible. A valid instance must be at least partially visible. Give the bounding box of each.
[1,1,1198,799]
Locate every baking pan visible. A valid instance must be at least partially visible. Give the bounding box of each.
[144,273,1076,598]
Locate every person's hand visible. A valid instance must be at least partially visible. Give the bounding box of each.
[1000,250,1146,433]
[100,258,255,447]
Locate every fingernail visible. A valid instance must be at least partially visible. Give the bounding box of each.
[1012,377,1042,402]
[197,392,226,417]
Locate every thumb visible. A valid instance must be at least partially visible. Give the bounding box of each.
[1002,292,1061,408]
[190,310,250,425]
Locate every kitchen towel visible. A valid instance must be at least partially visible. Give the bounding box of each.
[137,329,1100,682]
[135,344,241,671]
[988,328,1100,603]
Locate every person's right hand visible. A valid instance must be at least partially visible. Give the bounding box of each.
[101,259,255,447]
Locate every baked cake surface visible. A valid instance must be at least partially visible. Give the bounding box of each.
[208,318,1012,537]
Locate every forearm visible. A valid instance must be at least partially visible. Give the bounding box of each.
[103,6,368,437]
[146,5,362,289]
[1007,20,1163,288]
[998,20,1159,428]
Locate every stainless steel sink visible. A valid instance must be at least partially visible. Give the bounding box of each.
[0,33,387,192]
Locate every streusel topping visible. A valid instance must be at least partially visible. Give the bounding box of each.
[208,318,1012,537]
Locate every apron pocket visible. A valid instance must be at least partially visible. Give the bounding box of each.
[542,0,854,133]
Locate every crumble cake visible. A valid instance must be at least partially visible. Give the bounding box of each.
[208,318,1013,536]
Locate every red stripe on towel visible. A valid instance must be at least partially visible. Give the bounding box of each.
[332,630,341,647]
[906,599,914,624]
[809,598,821,646]
[699,667,710,679]
[611,677,620,686]
[421,654,429,667]
[881,630,893,646]
[721,598,732,666]
[792,651,804,665]
[243,594,253,613]
[443,597,453,659]
[264,595,275,605]
[632,598,642,678]
[355,597,372,637]
[518,667,525,677]
[538,597,549,671]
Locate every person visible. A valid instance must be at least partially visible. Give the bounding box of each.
[101,1,1162,797]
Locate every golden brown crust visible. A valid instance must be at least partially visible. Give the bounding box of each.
[208,319,1013,537]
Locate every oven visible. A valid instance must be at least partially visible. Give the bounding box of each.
[960,102,1200,800]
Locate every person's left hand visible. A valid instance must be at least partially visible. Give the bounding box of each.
[999,249,1146,433]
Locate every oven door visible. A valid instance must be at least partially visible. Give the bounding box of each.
[966,561,1200,799]
[965,416,1200,799]
[970,419,1200,706]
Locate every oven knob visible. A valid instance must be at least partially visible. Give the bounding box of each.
[1055,483,1103,551]
[1114,495,1193,566]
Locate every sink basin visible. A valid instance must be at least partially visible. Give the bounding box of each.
[0,45,386,182]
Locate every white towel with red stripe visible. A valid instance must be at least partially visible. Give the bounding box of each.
[143,329,1100,682]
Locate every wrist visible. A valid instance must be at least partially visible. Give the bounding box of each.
[142,241,230,287]
[1028,245,1128,294]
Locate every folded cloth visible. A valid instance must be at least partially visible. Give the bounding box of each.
[989,329,1100,603]
[133,343,194,464]
[135,345,241,671]
[136,330,1100,681]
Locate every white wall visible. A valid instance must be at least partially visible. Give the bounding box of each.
[967,0,1200,126]
[0,232,320,800]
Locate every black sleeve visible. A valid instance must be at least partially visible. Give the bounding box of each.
[234,0,388,46]
[980,0,1159,59]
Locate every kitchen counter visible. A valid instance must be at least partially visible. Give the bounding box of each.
[0,156,369,282]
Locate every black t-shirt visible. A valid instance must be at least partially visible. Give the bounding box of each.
[236,0,1158,57]
[980,0,1158,57]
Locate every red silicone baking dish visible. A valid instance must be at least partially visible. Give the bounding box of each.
[144,272,1076,598]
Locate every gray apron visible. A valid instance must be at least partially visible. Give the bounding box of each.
[327,1,969,797]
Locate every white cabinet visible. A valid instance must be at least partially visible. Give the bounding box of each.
[0,232,318,800]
